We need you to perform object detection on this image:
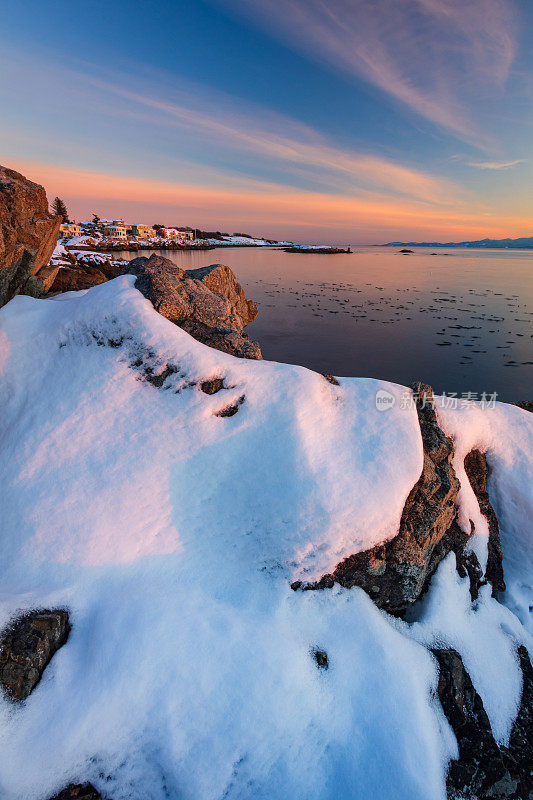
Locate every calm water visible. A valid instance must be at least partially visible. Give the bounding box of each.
[118,246,533,402]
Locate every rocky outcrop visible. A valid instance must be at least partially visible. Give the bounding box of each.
[0,609,70,701]
[50,261,121,293]
[0,165,61,306]
[298,383,465,614]
[434,646,533,800]
[463,449,505,594]
[48,785,103,800]
[122,255,261,359]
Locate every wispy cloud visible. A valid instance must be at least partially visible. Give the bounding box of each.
[221,0,518,143]
[10,158,530,244]
[0,43,465,208]
[88,74,464,205]
[467,159,525,169]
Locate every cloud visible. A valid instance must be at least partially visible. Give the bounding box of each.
[220,0,518,143]
[9,158,530,244]
[0,43,465,208]
[68,71,466,207]
[467,159,525,169]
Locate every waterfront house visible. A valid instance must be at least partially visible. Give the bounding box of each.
[104,224,128,240]
[59,222,82,238]
[130,224,156,238]
[163,228,194,240]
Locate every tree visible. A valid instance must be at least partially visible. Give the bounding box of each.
[92,213,101,225]
[52,197,69,222]
[153,224,165,231]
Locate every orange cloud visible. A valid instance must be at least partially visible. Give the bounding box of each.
[11,159,532,244]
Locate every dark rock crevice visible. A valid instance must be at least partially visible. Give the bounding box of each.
[433,646,533,800]
[463,448,505,595]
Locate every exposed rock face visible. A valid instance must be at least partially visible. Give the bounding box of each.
[303,383,463,613]
[433,648,512,799]
[434,646,533,800]
[0,165,61,306]
[463,449,505,594]
[506,646,533,800]
[122,255,261,359]
[48,784,103,800]
[0,609,70,701]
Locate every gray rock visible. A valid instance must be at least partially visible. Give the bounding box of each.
[0,609,70,701]
[122,255,261,359]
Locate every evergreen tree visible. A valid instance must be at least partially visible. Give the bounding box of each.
[92,213,101,225]
[52,197,69,222]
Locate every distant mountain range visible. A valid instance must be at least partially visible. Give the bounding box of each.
[381,236,533,249]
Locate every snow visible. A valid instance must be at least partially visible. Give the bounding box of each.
[61,235,100,246]
[436,398,533,635]
[0,277,531,800]
[204,236,291,247]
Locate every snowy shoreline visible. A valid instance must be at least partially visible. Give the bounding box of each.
[0,274,531,800]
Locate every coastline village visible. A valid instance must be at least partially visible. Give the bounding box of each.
[47,202,346,294]
[60,218,196,248]
[50,211,294,293]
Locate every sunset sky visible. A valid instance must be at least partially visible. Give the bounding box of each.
[1,0,532,243]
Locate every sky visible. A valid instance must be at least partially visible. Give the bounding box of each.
[0,0,532,244]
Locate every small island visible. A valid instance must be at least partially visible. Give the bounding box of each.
[284,245,352,254]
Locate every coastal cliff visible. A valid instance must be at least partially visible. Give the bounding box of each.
[0,165,61,306]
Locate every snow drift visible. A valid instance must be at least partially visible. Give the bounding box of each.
[0,276,531,800]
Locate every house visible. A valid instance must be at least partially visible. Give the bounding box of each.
[129,224,156,239]
[59,222,82,238]
[162,228,194,241]
[104,224,128,240]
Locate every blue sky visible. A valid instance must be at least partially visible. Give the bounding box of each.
[1,0,531,243]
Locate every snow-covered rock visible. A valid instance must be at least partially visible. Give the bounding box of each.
[0,277,531,800]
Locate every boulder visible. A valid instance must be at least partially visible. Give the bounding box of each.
[463,449,505,594]
[122,255,261,359]
[0,609,70,701]
[301,383,464,613]
[50,265,114,293]
[23,263,61,297]
[0,165,61,307]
